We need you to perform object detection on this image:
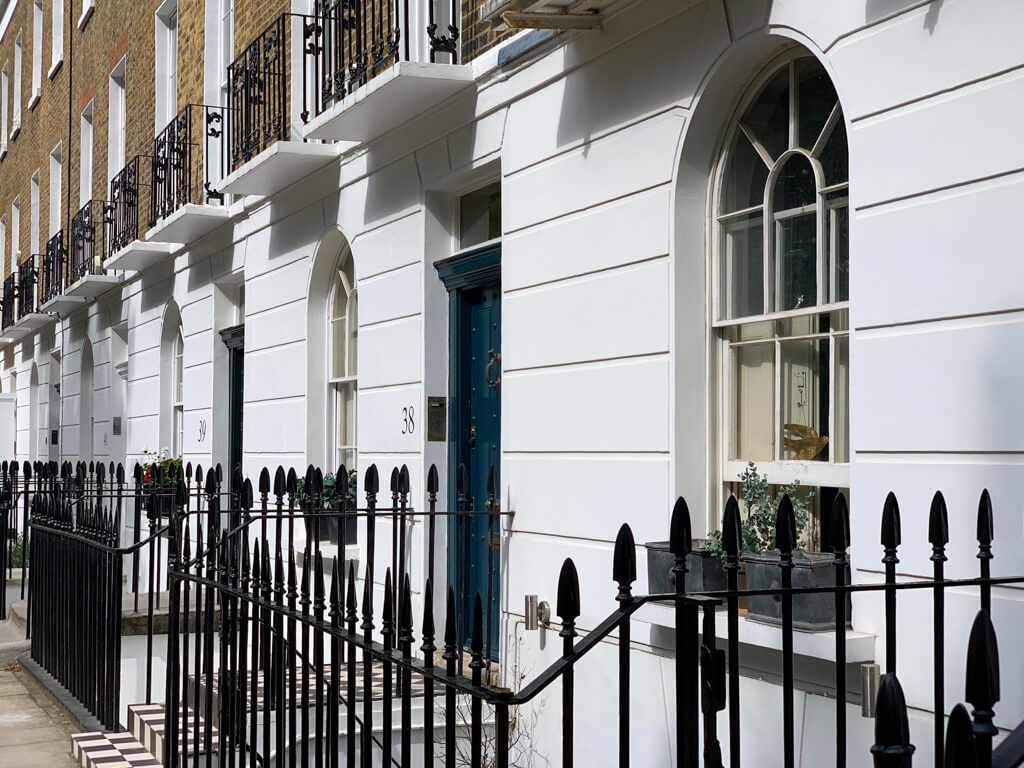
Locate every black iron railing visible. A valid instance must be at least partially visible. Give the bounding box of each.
[228,15,290,171]
[40,231,66,306]
[69,200,105,280]
[107,155,155,259]
[152,104,226,223]
[1,274,15,329]
[303,0,460,121]
[152,469,1024,767]
[17,253,37,318]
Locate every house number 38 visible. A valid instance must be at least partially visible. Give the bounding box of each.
[401,406,415,435]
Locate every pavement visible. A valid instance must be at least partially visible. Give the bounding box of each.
[0,649,79,768]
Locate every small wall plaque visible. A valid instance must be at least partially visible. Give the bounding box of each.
[51,430,59,446]
[112,417,122,436]
[427,397,447,442]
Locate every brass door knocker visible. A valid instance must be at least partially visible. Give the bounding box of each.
[484,349,501,389]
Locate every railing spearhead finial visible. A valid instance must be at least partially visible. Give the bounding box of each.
[977,489,994,549]
[613,523,636,600]
[204,470,217,498]
[336,465,348,502]
[382,568,394,637]
[272,466,285,498]
[557,558,581,631]
[871,673,915,765]
[286,467,297,497]
[364,464,379,496]
[346,560,357,618]
[427,464,439,495]
[304,464,316,492]
[390,466,400,494]
[944,704,977,768]
[242,478,253,512]
[259,467,270,495]
[422,578,435,644]
[831,493,850,555]
[133,462,142,485]
[928,491,949,550]
[776,494,797,556]
[722,495,741,561]
[881,492,902,550]
[965,610,1000,713]
[444,585,458,652]
[400,574,413,637]
[175,476,187,509]
[670,496,692,560]
[399,464,410,495]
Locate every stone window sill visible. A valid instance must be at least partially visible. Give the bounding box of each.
[10,123,19,142]
[48,58,63,81]
[77,0,95,31]
[28,90,40,111]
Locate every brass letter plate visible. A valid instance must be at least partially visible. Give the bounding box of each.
[427,396,447,442]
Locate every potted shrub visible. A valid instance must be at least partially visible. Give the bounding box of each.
[711,463,850,632]
[645,537,728,595]
[296,468,358,546]
[140,448,183,518]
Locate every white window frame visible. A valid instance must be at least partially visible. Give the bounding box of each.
[11,197,20,266]
[30,171,39,256]
[172,323,184,457]
[218,0,233,104]
[50,0,64,78]
[711,52,851,513]
[80,102,93,207]
[12,31,22,135]
[154,0,178,132]
[1,61,9,156]
[49,143,62,238]
[108,57,126,182]
[328,258,357,472]
[30,0,41,108]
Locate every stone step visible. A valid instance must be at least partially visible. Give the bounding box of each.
[70,730,161,768]
[128,702,220,764]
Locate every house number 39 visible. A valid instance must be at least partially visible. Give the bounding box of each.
[401,406,415,435]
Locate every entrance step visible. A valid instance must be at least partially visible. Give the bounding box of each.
[129,702,220,763]
[71,731,161,768]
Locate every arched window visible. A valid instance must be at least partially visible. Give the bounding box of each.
[328,253,357,470]
[714,53,849,543]
[172,321,184,457]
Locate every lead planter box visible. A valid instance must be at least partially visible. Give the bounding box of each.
[646,540,727,595]
[743,551,851,632]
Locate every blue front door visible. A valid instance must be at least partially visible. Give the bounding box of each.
[451,277,501,659]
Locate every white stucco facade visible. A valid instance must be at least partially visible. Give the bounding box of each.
[5,0,1024,763]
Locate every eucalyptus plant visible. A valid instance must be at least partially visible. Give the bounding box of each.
[707,462,814,557]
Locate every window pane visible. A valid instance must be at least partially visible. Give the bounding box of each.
[773,153,815,211]
[819,118,848,185]
[780,338,829,461]
[827,200,849,302]
[742,66,789,162]
[459,182,501,248]
[347,291,358,376]
[796,56,836,150]
[722,131,768,213]
[332,317,346,378]
[776,213,816,311]
[731,342,774,461]
[834,335,849,462]
[721,214,763,319]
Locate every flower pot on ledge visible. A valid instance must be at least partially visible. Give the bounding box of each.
[646,539,728,595]
[742,550,852,632]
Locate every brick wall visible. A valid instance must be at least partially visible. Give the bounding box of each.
[462,0,511,63]
[0,0,169,281]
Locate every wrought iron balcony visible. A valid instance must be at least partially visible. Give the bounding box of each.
[301,1,473,142]
[1,274,15,330]
[106,155,155,259]
[40,232,66,307]
[16,253,38,320]
[70,200,104,281]
[152,104,226,222]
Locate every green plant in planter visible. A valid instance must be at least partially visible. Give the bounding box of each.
[295,468,358,510]
[140,447,183,487]
[706,462,814,557]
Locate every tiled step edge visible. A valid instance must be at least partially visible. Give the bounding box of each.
[71,731,161,768]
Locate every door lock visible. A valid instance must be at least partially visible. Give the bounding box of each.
[469,425,477,448]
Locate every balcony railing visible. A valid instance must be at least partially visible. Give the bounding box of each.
[152,104,226,223]
[107,155,155,258]
[70,200,105,281]
[228,14,291,171]
[40,233,66,307]
[17,253,37,319]
[305,0,460,118]
[2,274,15,329]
